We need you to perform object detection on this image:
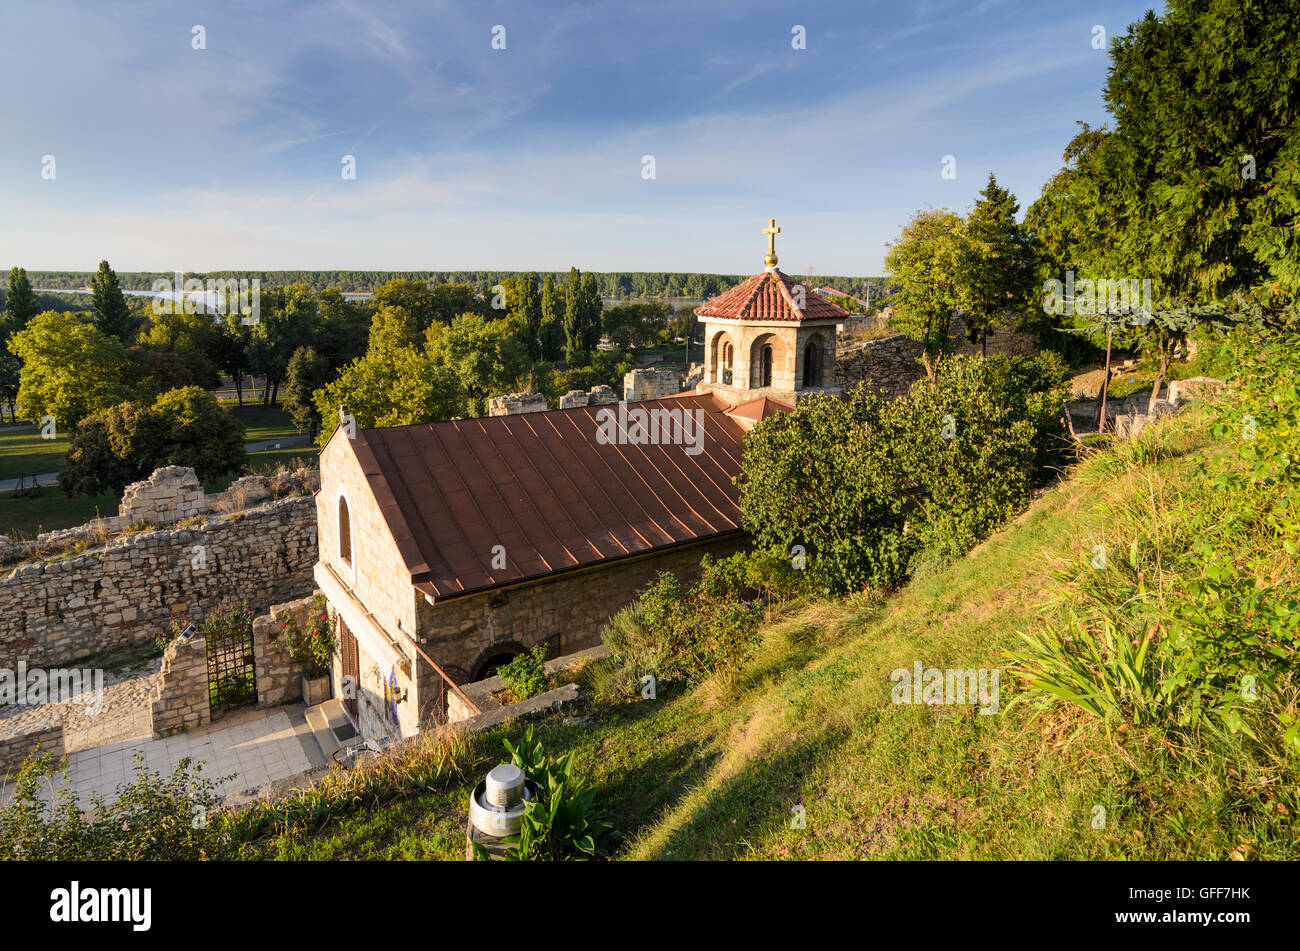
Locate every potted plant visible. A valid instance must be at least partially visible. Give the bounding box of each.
[281,595,336,705]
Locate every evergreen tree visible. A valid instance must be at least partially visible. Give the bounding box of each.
[517,271,543,359]
[959,173,1035,354]
[90,260,134,342]
[564,266,586,366]
[580,271,603,354]
[540,274,564,362]
[5,267,38,333]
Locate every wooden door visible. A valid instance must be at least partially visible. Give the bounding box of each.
[339,618,359,720]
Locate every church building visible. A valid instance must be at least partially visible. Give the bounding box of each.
[312,222,849,742]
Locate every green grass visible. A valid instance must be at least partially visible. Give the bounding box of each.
[0,491,118,539]
[225,405,298,442]
[0,425,70,482]
[224,397,1297,861]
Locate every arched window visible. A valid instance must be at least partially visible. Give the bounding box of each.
[802,341,821,388]
[760,344,773,388]
[722,342,734,384]
[338,496,352,565]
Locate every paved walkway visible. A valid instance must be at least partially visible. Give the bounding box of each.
[2,706,328,809]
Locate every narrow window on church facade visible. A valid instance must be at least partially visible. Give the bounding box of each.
[722,342,733,384]
[760,344,773,388]
[338,496,352,566]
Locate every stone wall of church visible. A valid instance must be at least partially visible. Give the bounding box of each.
[412,533,748,719]
[0,485,318,670]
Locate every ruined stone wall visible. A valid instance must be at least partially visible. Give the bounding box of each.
[488,392,549,416]
[149,634,210,738]
[834,322,1039,398]
[0,720,63,776]
[253,596,316,707]
[624,367,681,402]
[0,491,318,669]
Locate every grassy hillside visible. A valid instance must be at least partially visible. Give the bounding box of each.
[226,383,1298,861]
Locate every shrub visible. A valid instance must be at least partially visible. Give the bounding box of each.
[739,352,1070,594]
[498,644,550,701]
[602,556,762,688]
[0,753,229,860]
[59,386,246,497]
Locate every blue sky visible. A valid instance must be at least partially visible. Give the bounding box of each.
[0,0,1159,276]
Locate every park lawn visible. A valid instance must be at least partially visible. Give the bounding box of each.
[0,425,71,482]
[0,491,119,539]
[225,404,298,442]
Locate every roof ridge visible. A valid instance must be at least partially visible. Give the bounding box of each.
[772,270,804,319]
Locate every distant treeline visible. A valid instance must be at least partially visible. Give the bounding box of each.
[20,269,888,301]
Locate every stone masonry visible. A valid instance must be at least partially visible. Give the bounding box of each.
[834,320,1039,398]
[149,634,210,738]
[412,533,748,725]
[624,367,681,402]
[0,468,318,669]
[0,721,64,776]
[252,595,316,707]
[488,392,548,416]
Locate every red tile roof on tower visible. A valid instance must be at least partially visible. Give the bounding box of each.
[696,269,850,323]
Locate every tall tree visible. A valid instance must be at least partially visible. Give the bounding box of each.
[247,284,320,405]
[884,209,966,383]
[540,274,564,361]
[90,260,135,342]
[5,267,38,333]
[8,311,131,427]
[283,346,333,439]
[580,271,603,354]
[564,266,585,366]
[514,272,543,359]
[960,174,1035,355]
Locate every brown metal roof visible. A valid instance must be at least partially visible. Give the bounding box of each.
[340,392,752,601]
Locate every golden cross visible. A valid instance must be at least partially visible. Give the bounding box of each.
[763,218,780,266]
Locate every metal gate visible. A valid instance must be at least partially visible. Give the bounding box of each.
[339,618,359,720]
[207,622,257,718]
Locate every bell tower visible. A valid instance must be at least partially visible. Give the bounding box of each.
[694,219,846,405]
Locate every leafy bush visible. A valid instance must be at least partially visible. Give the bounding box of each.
[0,753,229,860]
[473,726,610,861]
[59,385,246,497]
[739,353,1070,594]
[602,556,762,688]
[498,644,550,701]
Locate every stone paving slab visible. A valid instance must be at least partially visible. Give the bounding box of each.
[1,706,327,810]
